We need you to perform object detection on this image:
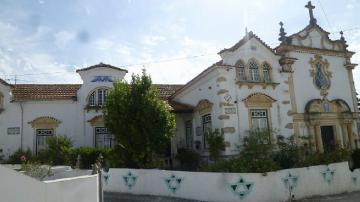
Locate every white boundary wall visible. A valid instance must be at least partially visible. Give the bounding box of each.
[103,162,360,202]
[0,165,99,202]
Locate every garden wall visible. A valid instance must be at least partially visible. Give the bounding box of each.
[0,165,99,202]
[102,161,360,202]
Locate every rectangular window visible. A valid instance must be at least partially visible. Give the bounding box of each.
[98,89,104,106]
[238,68,246,80]
[250,69,260,81]
[95,127,115,148]
[202,114,212,149]
[250,109,269,131]
[36,129,54,154]
[263,69,271,82]
[89,92,96,106]
[185,121,193,149]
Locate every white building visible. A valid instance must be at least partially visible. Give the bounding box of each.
[0,2,359,159]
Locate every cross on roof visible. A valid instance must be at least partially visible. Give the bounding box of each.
[305,1,317,25]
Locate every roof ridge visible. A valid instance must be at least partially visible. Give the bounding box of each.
[218,31,277,55]
[76,62,128,73]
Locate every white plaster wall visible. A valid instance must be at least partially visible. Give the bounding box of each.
[0,66,127,157]
[172,38,295,156]
[0,84,22,157]
[103,162,360,202]
[291,52,354,112]
[0,165,99,202]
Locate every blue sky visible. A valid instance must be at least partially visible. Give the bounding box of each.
[0,0,359,92]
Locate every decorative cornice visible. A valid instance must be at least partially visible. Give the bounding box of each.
[276,45,354,57]
[236,80,279,90]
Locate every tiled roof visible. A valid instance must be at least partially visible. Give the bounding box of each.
[167,100,194,113]
[12,84,81,101]
[153,84,183,99]
[11,83,183,102]
[218,31,276,54]
[76,62,128,73]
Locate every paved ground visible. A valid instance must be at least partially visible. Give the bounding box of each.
[104,191,360,202]
[104,192,202,202]
[299,191,360,202]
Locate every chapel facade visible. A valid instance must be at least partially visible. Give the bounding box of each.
[0,2,359,160]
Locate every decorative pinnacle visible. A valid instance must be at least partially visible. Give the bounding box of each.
[305,1,317,25]
[340,31,345,41]
[278,21,287,42]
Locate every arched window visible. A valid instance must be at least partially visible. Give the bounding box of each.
[248,60,260,81]
[235,60,246,81]
[262,62,272,82]
[88,88,109,107]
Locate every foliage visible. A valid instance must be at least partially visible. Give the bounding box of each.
[69,147,113,169]
[175,148,200,171]
[273,135,303,169]
[104,70,176,168]
[7,148,33,164]
[20,156,51,180]
[36,135,72,165]
[301,147,350,167]
[206,129,226,162]
[238,129,280,172]
[0,147,3,162]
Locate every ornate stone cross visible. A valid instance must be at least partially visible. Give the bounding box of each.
[305,1,317,24]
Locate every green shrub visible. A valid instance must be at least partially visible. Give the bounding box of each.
[36,135,72,165]
[0,147,3,162]
[7,148,33,164]
[206,129,226,162]
[175,148,200,171]
[69,147,113,169]
[273,135,303,169]
[301,147,350,167]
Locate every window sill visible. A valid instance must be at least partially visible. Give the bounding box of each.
[84,105,104,112]
[235,80,279,89]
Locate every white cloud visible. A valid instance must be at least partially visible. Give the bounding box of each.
[95,38,114,50]
[141,35,166,46]
[54,31,76,49]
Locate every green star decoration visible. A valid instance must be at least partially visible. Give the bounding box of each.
[351,171,358,184]
[321,167,335,184]
[282,172,298,192]
[228,176,254,200]
[163,174,184,194]
[103,173,110,185]
[123,171,138,190]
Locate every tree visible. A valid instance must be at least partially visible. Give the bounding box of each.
[206,129,225,162]
[104,70,176,168]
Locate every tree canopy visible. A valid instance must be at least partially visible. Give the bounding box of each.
[104,70,175,168]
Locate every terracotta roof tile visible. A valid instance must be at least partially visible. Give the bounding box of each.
[76,62,128,73]
[154,84,183,99]
[10,83,183,102]
[12,84,81,101]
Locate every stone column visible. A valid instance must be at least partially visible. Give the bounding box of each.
[341,124,349,148]
[347,123,355,149]
[314,124,323,153]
